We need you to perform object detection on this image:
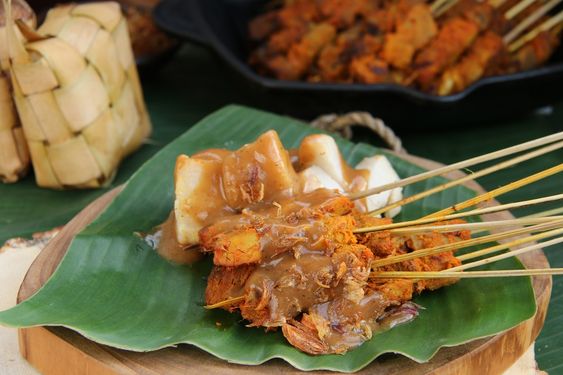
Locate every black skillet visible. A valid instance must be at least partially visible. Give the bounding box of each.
[153,0,563,129]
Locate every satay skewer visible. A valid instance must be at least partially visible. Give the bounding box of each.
[369,220,563,268]
[457,235,563,264]
[348,132,563,201]
[204,227,563,309]
[430,0,457,14]
[508,9,563,51]
[355,194,563,233]
[523,206,563,219]
[505,0,538,20]
[422,164,563,219]
[204,296,245,310]
[367,140,563,216]
[373,235,563,276]
[431,0,459,16]
[386,216,563,234]
[503,0,562,44]
[370,268,563,279]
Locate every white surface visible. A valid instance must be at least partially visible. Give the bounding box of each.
[0,244,41,375]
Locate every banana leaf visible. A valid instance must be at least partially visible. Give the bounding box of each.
[0,105,536,372]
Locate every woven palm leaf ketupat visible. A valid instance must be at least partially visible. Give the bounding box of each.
[0,0,34,183]
[5,1,152,188]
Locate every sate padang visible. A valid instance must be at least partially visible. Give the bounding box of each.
[248,0,561,96]
[157,130,470,355]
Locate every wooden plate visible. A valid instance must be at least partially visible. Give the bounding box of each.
[16,154,551,375]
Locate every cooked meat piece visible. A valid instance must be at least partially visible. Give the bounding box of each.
[248,11,280,41]
[267,23,337,80]
[414,18,480,89]
[437,31,504,95]
[205,265,256,308]
[240,243,374,327]
[381,3,437,69]
[511,31,560,71]
[349,55,390,83]
[199,190,356,266]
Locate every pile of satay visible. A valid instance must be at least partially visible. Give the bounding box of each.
[248,0,562,95]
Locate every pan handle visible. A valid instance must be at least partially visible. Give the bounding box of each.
[153,0,209,46]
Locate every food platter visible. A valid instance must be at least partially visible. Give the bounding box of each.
[15,149,550,375]
[153,0,563,127]
[6,105,550,374]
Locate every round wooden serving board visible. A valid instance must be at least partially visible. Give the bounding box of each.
[16,154,552,375]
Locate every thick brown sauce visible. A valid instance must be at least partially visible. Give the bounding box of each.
[156,213,202,264]
[245,252,335,325]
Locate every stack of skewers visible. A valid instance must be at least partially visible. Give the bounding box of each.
[164,127,563,355]
[249,0,563,95]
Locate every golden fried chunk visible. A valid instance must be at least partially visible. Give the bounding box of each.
[200,203,357,266]
[349,55,390,84]
[210,228,262,267]
[437,31,504,95]
[267,23,336,80]
[414,18,480,89]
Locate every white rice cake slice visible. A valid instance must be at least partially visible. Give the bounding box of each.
[299,165,345,194]
[298,134,348,187]
[174,154,224,246]
[355,155,403,217]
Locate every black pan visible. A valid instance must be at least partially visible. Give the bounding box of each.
[153,0,563,128]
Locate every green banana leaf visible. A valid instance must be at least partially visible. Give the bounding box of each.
[0,105,536,372]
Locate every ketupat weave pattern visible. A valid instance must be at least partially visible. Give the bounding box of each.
[0,0,33,183]
[9,1,151,188]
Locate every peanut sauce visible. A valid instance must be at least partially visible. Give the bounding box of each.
[244,252,335,326]
[160,130,370,264]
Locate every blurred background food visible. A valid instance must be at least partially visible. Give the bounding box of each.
[248,0,562,95]
[153,0,563,126]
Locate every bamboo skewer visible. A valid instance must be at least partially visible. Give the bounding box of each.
[524,206,563,219]
[434,0,459,16]
[422,163,563,219]
[370,219,563,268]
[508,9,563,52]
[370,268,563,279]
[368,141,563,216]
[430,0,457,14]
[470,207,563,236]
[204,296,245,310]
[385,217,563,235]
[503,0,562,44]
[505,0,536,20]
[452,236,563,271]
[355,194,563,233]
[457,226,563,261]
[348,132,563,201]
